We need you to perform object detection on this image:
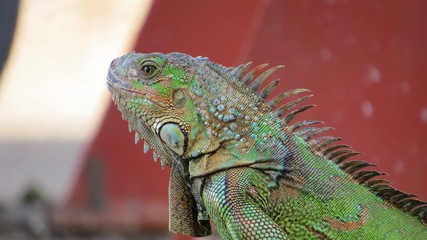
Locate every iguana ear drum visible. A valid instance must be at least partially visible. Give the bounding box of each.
[159,122,186,156]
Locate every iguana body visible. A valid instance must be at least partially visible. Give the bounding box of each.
[107,52,427,239]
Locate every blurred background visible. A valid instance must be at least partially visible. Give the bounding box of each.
[0,0,426,239]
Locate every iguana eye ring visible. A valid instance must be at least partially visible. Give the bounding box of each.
[140,60,159,79]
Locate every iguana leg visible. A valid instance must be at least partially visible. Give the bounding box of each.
[202,168,288,240]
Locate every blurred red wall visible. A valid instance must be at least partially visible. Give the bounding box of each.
[68,0,427,239]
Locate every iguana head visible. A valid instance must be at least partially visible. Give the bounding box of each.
[107,52,226,168]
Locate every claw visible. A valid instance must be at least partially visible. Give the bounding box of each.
[153,152,158,161]
[128,123,132,132]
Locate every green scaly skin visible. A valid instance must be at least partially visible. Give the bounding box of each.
[107,52,427,239]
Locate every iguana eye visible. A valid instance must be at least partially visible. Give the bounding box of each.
[140,61,159,79]
[142,65,155,74]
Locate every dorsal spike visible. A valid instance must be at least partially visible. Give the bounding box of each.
[241,64,268,85]
[389,192,416,203]
[283,105,315,124]
[294,127,318,137]
[228,65,240,74]
[365,179,392,187]
[370,184,393,192]
[376,188,400,199]
[411,205,427,217]
[413,207,427,223]
[275,95,313,117]
[391,193,411,202]
[231,62,252,79]
[360,172,387,184]
[399,199,426,211]
[309,136,341,150]
[392,195,414,204]
[258,79,280,99]
[302,127,334,141]
[333,152,361,164]
[352,171,385,183]
[250,65,285,91]
[322,144,351,156]
[207,62,230,75]
[328,149,358,160]
[267,89,310,109]
[289,120,324,132]
[412,206,427,223]
[396,199,425,210]
[340,160,376,174]
[407,203,427,214]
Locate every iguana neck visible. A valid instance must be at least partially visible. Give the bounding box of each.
[188,111,297,178]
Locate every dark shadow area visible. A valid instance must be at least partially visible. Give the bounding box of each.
[0,0,20,80]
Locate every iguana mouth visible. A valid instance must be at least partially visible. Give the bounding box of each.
[107,74,144,96]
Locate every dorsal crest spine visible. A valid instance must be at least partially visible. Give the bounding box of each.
[213,60,427,224]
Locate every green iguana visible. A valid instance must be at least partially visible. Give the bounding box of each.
[107,52,427,239]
